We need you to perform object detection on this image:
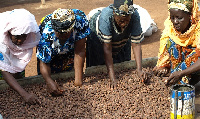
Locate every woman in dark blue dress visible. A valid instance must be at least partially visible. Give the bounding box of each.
[86,0,148,88]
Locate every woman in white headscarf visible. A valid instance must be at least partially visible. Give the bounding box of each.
[0,9,40,104]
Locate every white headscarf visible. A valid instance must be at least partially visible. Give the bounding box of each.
[0,9,40,73]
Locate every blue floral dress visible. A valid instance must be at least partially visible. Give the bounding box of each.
[36,9,90,74]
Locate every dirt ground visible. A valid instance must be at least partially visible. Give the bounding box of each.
[1,0,200,118]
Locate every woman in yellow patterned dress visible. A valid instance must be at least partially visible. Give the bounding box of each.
[153,0,200,86]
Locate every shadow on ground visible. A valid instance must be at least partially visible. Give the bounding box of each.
[142,29,162,45]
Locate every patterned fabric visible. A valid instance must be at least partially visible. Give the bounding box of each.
[86,6,143,67]
[169,0,193,13]
[159,38,200,84]
[157,0,200,84]
[51,8,76,33]
[168,0,199,24]
[112,0,135,16]
[36,9,90,73]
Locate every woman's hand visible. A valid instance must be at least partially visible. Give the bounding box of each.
[165,71,183,86]
[136,69,148,83]
[74,79,83,86]
[108,68,117,89]
[23,93,40,105]
[153,66,169,77]
[109,77,117,89]
[74,38,86,87]
[2,71,40,105]
[39,61,63,96]
[46,80,63,96]
[103,42,117,89]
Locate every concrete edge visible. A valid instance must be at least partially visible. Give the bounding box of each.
[0,57,158,90]
[85,57,158,76]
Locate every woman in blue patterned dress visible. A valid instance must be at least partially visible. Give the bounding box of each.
[36,8,90,96]
[86,0,148,88]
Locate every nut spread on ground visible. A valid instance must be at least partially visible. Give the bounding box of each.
[0,67,170,118]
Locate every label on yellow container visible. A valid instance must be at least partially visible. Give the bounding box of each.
[170,84,195,119]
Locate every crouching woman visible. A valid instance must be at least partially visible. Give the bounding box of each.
[153,0,200,86]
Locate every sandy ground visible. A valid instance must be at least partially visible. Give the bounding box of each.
[0,0,200,118]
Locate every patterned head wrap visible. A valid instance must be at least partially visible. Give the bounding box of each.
[51,8,76,33]
[168,0,199,23]
[168,0,193,13]
[112,0,135,16]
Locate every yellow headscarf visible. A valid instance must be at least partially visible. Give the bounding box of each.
[158,0,200,58]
